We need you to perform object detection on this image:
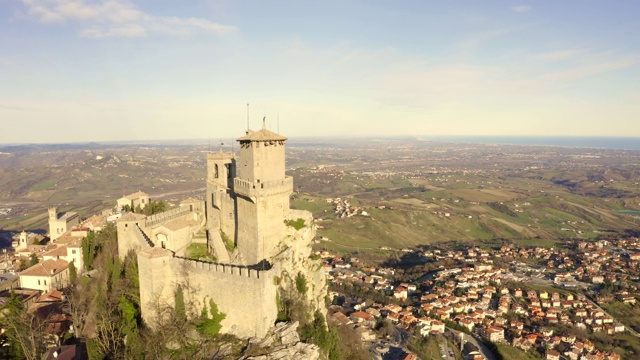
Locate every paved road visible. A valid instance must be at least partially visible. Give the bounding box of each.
[446,328,498,360]
[588,297,640,338]
[439,336,455,360]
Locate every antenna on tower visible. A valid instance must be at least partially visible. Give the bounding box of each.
[246,103,250,131]
[262,116,266,129]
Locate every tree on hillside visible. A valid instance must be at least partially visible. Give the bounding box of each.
[0,291,47,360]
[144,200,167,216]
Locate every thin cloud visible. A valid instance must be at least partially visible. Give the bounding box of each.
[540,56,638,83]
[20,0,237,38]
[532,48,588,62]
[512,5,531,13]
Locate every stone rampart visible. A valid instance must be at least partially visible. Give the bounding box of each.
[145,206,192,228]
[136,224,154,248]
[174,256,263,278]
[234,176,293,198]
[138,250,277,339]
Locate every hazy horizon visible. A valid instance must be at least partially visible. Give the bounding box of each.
[2,134,640,151]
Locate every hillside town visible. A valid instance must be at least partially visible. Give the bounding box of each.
[319,237,640,360]
[3,194,640,359]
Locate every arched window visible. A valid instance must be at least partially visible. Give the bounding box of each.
[214,164,219,178]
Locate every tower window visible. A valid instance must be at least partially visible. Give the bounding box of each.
[214,164,219,179]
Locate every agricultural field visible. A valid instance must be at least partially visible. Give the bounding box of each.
[1,138,640,255]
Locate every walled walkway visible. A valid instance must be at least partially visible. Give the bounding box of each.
[208,230,230,263]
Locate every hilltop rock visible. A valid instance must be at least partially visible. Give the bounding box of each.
[242,321,320,360]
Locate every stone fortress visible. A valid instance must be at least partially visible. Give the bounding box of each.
[116,122,327,338]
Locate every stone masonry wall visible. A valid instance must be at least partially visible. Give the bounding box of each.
[138,249,277,339]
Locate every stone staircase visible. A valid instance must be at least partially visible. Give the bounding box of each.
[192,228,208,244]
[208,230,230,263]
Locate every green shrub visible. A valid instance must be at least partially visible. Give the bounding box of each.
[285,218,306,230]
[221,230,235,252]
[296,272,308,295]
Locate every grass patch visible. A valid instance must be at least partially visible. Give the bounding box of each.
[186,243,216,262]
[601,301,640,330]
[408,335,443,360]
[285,218,306,230]
[496,344,541,360]
[511,238,559,248]
[30,179,57,191]
[221,230,235,252]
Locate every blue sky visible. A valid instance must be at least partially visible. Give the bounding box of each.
[1,1,639,143]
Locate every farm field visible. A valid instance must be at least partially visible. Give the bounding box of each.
[1,138,640,254]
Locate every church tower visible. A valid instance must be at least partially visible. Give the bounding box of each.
[234,120,292,265]
[48,207,57,221]
[18,230,28,249]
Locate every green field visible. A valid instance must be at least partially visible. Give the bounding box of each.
[496,344,541,360]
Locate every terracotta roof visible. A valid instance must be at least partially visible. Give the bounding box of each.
[44,345,77,360]
[237,125,287,142]
[37,290,65,303]
[42,245,68,258]
[20,259,69,277]
[55,234,84,245]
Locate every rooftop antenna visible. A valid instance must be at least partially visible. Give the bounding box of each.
[246,103,250,131]
[262,116,266,129]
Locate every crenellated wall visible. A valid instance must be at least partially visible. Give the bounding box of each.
[145,206,191,228]
[138,249,277,338]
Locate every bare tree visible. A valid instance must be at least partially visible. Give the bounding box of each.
[1,297,48,360]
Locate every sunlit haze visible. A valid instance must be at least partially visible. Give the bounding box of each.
[1,0,640,143]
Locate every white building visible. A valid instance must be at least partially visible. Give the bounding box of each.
[19,259,70,292]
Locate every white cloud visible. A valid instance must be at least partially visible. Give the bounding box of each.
[20,0,237,38]
[512,5,531,13]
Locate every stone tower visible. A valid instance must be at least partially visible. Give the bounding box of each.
[48,207,57,221]
[19,230,28,249]
[206,150,237,242]
[234,121,292,265]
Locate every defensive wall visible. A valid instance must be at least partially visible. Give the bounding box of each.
[145,206,191,228]
[138,248,277,338]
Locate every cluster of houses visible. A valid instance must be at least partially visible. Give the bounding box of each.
[326,197,366,219]
[321,240,636,360]
[0,192,150,359]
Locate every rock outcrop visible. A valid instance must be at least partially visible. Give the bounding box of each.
[242,322,320,360]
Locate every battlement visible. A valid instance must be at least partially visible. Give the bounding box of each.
[145,206,192,228]
[234,176,293,198]
[175,256,266,278]
[135,224,154,248]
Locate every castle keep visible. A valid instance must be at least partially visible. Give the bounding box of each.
[117,123,326,338]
